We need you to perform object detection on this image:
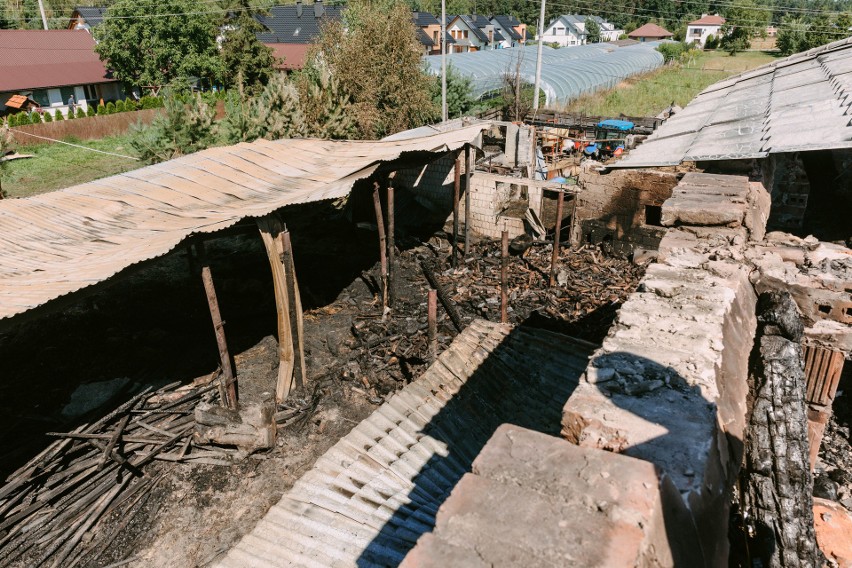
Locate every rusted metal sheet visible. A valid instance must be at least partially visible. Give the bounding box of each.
[0,125,486,322]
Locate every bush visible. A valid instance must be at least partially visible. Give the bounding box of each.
[124,98,137,111]
[6,114,16,127]
[656,42,685,62]
[17,112,29,125]
[66,108,74,119]
[105,101,116,114]
[54,109,64,121]
[140,95,163,109]
[86,105,96,117]
[97,103,106,115]
[115,99,126,113]
[43,111,53,122]
[30,112,42,124]
[704,34,718,49]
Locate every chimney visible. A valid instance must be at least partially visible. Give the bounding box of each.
[296,0,302,18]
[314,0,324,18]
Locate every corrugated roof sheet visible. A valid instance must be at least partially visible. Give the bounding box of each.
[0,30,115,92]
[613,36,852,168]
[0,125,485,322]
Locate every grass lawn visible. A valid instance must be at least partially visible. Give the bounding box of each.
[1,134,144,199]
[561,50,780,118]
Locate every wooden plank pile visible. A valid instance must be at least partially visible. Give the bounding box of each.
[0,375,229,567]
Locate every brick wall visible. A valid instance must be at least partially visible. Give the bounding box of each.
[573,169,680,253]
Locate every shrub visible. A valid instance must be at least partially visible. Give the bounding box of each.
[115,99,126,112]
[125,98,137,111]
[30,112,42,124]
[97,103,106,115]
[76,107,86,119]
[17,112,29,125]
[54,109,64,121]
[43,111,53,122]
[105,101,116,114]
[140,95,164,109]
[656,42,685,62]
[6,114,17,127]
[86,105,96,117]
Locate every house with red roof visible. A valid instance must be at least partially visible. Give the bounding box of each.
[627,23,673,42]
[687,14,725,48]
[0,29,124,117]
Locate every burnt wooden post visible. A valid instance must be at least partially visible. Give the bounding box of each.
[197,240,238,409]
[387,184,396,308]
[549,189,565,287]
[501,230,509,324]
[464,144,473,258]
[452,156,461,268]
[282,230,306,389]
[428,289,437,362]
[372,182,388,310]
[257,214,296,402]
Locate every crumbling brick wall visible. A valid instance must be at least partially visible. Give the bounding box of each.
[573,169,680,255]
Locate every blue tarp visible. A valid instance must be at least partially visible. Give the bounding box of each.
[597,119,634,131]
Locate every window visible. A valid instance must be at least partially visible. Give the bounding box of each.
[83,84,98,101]
[691,27,703,35]
[31,89,50,107]
[60,86,76,104]
[463,30,468,38]
[644,205,662,226]
[433,30,438,43]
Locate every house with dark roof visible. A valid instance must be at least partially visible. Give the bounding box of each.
[628,23,673,42]
[254,0,342,71]
[446,14,504,52]
[489,15,527,48]
[0,29,123,117]
[413,11,455,56]
[686,14,725,48]
[67,6,107,31]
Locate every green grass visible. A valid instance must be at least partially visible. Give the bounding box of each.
[561,50,780,118]
[1,134,143,199]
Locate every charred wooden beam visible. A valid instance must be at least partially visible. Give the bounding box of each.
[464,144,473,258]
[428,289,437,361]
[387,184,396,308]
[372,182,389,310]
[257,214,296,403]
[420,260,464,333]
[501,230,509,323]
[549,190,565,288]
[452,156,461,268]
[282,230,306,389]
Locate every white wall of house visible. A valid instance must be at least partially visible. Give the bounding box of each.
[1,83,125,117]
[448,21,486,51]
[686,24,722,47]
[490,21,516,48]
[541,21,584,46]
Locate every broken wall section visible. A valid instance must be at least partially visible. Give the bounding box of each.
[572,169,681,257]
[562,173,771,566]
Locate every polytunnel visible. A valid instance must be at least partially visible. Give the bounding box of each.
[423,42,666,106]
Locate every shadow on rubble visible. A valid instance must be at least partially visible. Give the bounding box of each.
[355,317,592,567]
[356,337,747,567]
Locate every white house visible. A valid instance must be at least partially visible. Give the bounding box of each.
[686,14,725,48]
[489,15,527,48]
[540,15,622,46]
[446,15,502,52]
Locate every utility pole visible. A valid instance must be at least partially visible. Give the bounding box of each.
[532,0,546,112]
[37,0,49,30]
[441,0,448,122]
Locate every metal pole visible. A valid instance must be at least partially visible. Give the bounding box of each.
[441,0,448,122]
[549,190,565,287]
[532,0,546,112]
[37,0,49,30]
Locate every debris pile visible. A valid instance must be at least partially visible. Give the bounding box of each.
[0,376,234,568]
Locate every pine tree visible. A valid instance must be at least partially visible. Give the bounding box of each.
[129,91,216,163]
[220,0,277,95]
[54,109,64,121]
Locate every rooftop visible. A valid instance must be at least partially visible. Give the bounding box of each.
[689,14,725,26]
[628,23,673,38]
[613,36,852,167]
[255,3,343,44]
[0,29,114,92]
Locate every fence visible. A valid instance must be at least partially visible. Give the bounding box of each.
[8,109,162,147]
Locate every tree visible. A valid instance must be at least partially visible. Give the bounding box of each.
[777,16,809,55]
[431,64,476,119]
[129,91,216,163]
[721,0,769,54]
[309,0,438,139]
[94,0,222,88]
[585,17,601,43]
[220,0,277,94]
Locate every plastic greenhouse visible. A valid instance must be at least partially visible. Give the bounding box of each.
[423,43,665,107]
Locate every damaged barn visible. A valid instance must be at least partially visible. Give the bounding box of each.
[1,41,852,568]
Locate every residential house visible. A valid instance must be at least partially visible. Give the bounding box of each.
[67,6,106,31]
[0,30,123,117]
[627,23,673,42]
[490,15,527,48]
[686,14,725,48]
[446,15,503,52]
[413,11,455,56]
[255,0,342,71]
[540,15,622,46]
